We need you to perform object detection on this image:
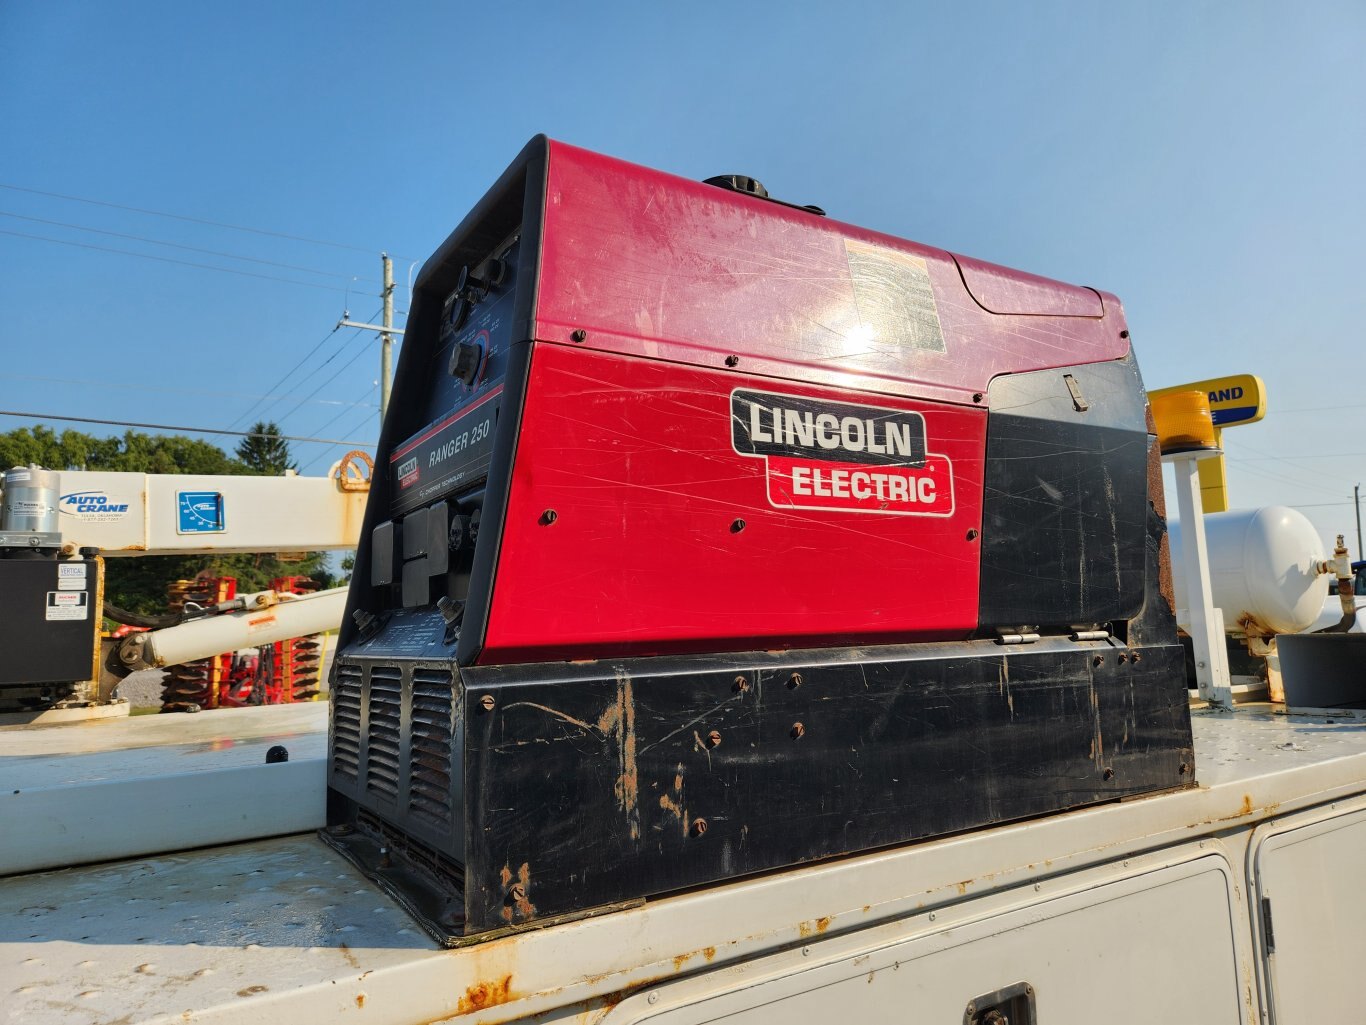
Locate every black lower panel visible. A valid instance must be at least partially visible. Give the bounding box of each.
[326,636,1192,939]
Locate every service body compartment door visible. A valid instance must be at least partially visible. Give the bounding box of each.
[1252,802,1366,1023]
[604,855,1247,1024]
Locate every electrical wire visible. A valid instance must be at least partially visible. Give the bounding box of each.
[299,385,381,474]
[0,181,412,258]
[0,372,378,410]
[273,340,376,429]
[0,228,377,296]
[223,306,381,430]
[312,381,379,439]
[0,210,357,279]
[0,409,370,446]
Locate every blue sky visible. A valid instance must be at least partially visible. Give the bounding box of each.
[1,1,1363,546]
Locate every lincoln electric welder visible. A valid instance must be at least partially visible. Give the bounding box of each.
[323,138,1193,941]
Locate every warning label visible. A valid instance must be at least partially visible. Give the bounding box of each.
[45,590,89,621]
[732,388,954,517]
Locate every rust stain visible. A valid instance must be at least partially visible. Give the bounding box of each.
[356,993,366,1009]
[456,974,513,1015]
[596,671,640,841]
[1214,793,1281,823]
[671,943,721,972]
[799,917,830,938]
[955,880,969,896]
[236,985,268,997]
[499,863,536,923]
[338,941,360,971]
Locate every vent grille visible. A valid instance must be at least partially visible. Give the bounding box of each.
[408,668,455,827]
[366,666,402,800]
[332,662,362,781]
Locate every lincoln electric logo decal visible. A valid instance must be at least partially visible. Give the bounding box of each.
[731,389,954,516]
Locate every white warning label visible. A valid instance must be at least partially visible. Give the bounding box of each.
[57,563,88,590]
[46,591,89,621]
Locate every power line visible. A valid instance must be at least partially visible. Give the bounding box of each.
[312,381,379,439]
[225,306,381,430]
[0,210,357,280]
[0,181,407,258]
[0,409,370,447]
[275,339,376,428]
[0,227,376,296]
[300,385,380,474]
[0,373,375,408]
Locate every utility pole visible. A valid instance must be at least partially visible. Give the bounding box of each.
[335,253,404,433]
[380,253,394,430]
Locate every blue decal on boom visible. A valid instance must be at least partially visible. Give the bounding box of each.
[177,491,226,534]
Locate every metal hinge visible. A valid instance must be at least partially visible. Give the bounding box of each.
[996,630,1040,645]
[1070,629,1111,642]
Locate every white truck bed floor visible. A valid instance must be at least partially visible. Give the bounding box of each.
[5,706,1366,1025]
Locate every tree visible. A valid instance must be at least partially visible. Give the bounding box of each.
[235,421,295,475]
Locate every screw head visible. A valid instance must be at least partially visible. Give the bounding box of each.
[507,883,526,902]
[570,328,587,343]
[730,518,746,533]
[1093,654,1105,667]
[540,509,558,525]
[1118,651,1129,663]
[479,694,496,712]
[707,730,722,748]
[733,675,749,693]
[724,354,740,367]
[648,992,659,1005]
[965,528,979,541]
[691,818,708,837]
[1103,767,1115,780]
[790,722,806,739]
[787,672,802,689]
[1131,651,1142,663]
[1179,761,1190,775]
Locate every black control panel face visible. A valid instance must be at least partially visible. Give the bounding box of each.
[388,234,520,518]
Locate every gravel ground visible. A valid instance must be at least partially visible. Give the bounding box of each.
[113,645,335,712]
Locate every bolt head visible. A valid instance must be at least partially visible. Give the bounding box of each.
[479,694,496,712]
[691,818,708,837]
[707,730,722,748]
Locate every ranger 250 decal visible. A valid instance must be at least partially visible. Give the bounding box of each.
[730,388,954,516]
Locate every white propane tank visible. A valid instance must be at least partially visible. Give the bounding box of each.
[1168,506,1328,635]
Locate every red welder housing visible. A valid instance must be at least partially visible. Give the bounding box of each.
[481,142,1129,663]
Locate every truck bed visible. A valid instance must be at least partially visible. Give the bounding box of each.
[5,707,1366,1025]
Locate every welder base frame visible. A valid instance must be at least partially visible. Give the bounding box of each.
[326,637,1193,940]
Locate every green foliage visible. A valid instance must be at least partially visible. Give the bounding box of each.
[0,424,247,475]
[2,424,330,616]
[235,421,296,474]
